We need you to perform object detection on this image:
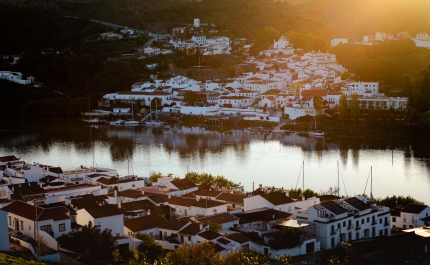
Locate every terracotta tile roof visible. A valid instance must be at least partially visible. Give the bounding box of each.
[178,223,202,235]
[217,237,231,245]
[119,200,155,212]
[2,200,70,221]
[170,179,197,190]
[159,218,190,231]
[391,207,402,217]
[320,201,348,215]
[402,204,428,214]
[197,212,239,225]
[301,89,328,97]
[198,230,222,240]
[344,197,371,211]
[193,189,223,198]
[9,182,46,200]
[84,204,123,218]
[233,208,292,224]
[124,214,167,232]
[216,193,246,204]
[70,195,108,209]
[225,233,250,244]
[38,207,70,221]
[148,195,168,204]
[257,192,295,206]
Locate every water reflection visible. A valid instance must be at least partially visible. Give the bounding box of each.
[1,117,430,204]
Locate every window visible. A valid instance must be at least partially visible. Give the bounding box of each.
[379,219,382,224]
[8,216,11,225]
[392,217,396,222]
[409,225,414,229]
[361,219,364,224]
[188,236,191,241]
[20,221,24,231]
[367,217,370,223]
[59,223,66,232]
[343,221,346,227]
[96,222,101,227]
[29,225,31,231]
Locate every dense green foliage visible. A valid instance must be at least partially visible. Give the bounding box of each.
[57,221,118,263]
[403,64,430,112]
[185,171,241,189]
[372,195,424,209]
[135,232,165,262]
[332,40,430,92]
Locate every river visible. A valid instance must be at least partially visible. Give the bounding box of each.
[1,117,429,204]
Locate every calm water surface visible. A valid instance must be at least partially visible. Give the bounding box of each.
[1,117,429,204]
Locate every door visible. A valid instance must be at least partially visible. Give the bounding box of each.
[306,242,314,254]
[159,231,162,240]
[15,220,19,231]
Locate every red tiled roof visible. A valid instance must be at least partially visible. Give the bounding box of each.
[84,204,123,218]
[178,223,202,235]
[2,201,70,221]
[197,212,239,225]
[170,179,197,190]
[124,214,167,232]
[159,218,190,231]
[198,230,222,240]
[225,233,250,244]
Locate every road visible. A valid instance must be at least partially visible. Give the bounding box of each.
[63,16,169,50]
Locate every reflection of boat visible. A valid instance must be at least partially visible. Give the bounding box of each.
[308,115,324,137]
[145,120,164,127]
[83,118,104,125]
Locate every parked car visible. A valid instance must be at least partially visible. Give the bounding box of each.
[9,230,24,239]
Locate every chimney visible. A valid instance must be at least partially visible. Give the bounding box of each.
[199,223,203,230]
[141,191,144,195]
[196,197,200,201]
[147,209,151,215]
[118,202,121,209]
[168,194,171,199]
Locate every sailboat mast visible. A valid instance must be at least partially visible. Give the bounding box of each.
[337,161,340,197]
[370,166,372,199]
[302,160,304,192]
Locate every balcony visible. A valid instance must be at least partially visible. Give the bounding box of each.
[371,220,377,225]
[355,226,361,230]
[348,225,354,230]
[330,230,337,235]
[384,221,389,226]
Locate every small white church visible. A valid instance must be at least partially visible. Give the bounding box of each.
[273,35,289,49]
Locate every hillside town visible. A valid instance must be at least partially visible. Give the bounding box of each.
[99,33,408,125]
[0,155,429,264]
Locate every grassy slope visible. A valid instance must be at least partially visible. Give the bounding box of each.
[0,252,48,265]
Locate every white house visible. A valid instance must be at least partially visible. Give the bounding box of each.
[218,96,254,108]
[161,195,227,218]
[331,39,348,47]
[158,218,191,240]
[391,204,430,229]
[144,46,161,56]
[296,196,391,249]
[77,204,124,237]
[3,200,74,239]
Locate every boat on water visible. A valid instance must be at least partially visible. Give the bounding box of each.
[145,100,163,127]
[109,119,125,125]
[308,115,324,137]
[124,104,139,126]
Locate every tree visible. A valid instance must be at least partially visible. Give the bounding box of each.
[208,222,222,232]
[57,221,118,263]
[349,93,360,123]
[165,242,223,265]
[338,92,348,123]
[313,94,323,115]
[249,27,281,56]
[135,233,164,262]
[230,42,247,58]
[149,171,163,185]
